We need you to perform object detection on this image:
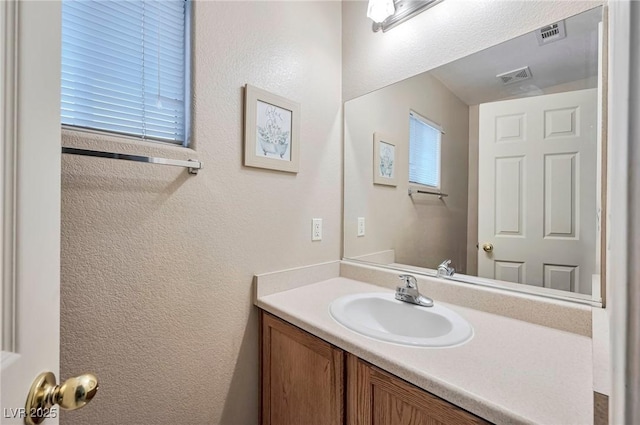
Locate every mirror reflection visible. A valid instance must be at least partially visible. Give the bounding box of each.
[343,7,604,301]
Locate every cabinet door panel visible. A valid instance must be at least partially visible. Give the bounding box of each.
[261,312,344,425]
[347,354,489,425]
[373,386,445,425]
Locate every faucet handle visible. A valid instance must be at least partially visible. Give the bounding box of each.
[437,259,455,277]
[398,274,418,288]
[438,259,452,268]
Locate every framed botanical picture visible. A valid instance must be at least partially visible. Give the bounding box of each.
[244,84,300,173]
[373,133,397,186]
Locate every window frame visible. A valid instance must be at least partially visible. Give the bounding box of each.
[408,110,444,190]
[60,0,192,147]
[182,0,192,147]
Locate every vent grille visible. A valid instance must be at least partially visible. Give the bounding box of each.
[541,24,560,39]
[496,66,533,85]
[536,20,567,45]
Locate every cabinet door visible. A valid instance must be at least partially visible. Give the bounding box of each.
[261,312,344,425]
[347,354,490,425]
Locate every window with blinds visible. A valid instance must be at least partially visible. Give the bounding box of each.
[409,111,442,188]
[61,0,190,144]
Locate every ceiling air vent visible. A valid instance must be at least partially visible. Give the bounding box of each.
[536,20,567,45]
[496,66,533,86]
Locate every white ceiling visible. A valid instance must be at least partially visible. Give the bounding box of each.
[429,7,602,106]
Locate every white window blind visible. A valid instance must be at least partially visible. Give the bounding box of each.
[61,0,189,144]
[409,111,441,188]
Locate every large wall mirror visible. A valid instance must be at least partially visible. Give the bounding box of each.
[343,6,605,305]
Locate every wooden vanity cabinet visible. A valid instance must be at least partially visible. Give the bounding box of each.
[261,311,490,425]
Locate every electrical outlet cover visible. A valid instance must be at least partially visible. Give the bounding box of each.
[357,217,365,237]
[312,218,322,241]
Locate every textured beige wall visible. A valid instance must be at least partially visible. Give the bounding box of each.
[344,71,469,272]
[59,2,342,424]
[342,0,604,101]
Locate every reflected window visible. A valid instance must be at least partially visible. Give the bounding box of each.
[409,111,441,188]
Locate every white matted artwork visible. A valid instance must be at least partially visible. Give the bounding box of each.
[244,84,300,173]
[373,133,397,186]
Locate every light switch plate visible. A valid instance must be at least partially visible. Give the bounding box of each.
[312,218,322,241]
[357,217,365,237]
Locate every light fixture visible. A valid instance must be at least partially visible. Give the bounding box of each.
[367,0,395,24]
[370,0,444,33]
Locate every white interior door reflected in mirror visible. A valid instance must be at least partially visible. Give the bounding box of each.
[478,90,597,295]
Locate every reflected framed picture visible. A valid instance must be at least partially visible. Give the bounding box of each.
[373,133,397,186]
[244,84,300,173]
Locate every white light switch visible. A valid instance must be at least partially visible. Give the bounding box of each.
[312,218,323,241]
[357,217,365,237]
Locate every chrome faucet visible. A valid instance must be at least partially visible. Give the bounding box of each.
[395,274,434,307]
[437,260,455,278]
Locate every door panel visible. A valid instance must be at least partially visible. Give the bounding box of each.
[478,89,597,295]
[544,107,578,139]
[544,153,577,238]
[495,113,525,142]
[1,2,61,423]
[544,264,578,292]
[495,157,524,236]
[494,261,525,284]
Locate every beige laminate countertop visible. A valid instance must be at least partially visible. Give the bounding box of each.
[255,277,593,425]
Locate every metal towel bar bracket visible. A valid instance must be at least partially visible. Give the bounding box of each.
[408,188,448,199]
[61,147,203,175]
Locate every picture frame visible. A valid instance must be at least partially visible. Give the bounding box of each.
[244,84,300,173]
[373,133,397,186]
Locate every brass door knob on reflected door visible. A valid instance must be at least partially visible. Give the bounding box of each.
[25,372,98,425]
[482,243,494,253]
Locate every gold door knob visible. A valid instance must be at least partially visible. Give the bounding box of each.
[25,372,98,425]
[482,243,494,252]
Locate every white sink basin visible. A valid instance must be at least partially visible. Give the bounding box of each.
[329,292,473,347]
